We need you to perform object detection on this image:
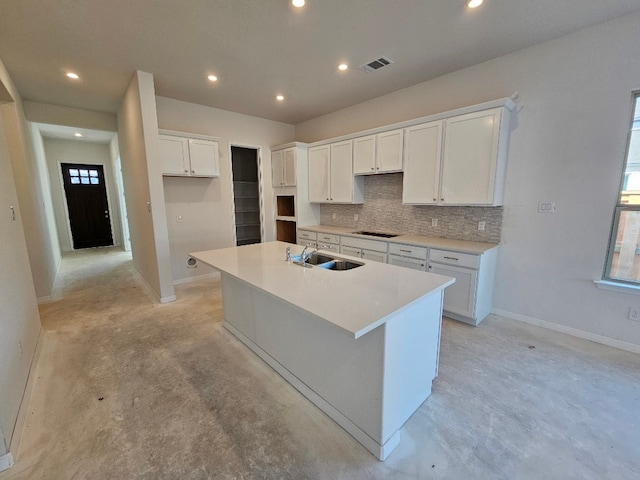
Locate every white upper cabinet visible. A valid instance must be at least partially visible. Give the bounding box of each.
[402,121,443,204]
[353,129,403,175]
[402,106,510,206]
[353,135,376,175]
[159,134,219,178]
[159,135,189,175]
[441,108,502,205]
[272,147,297,187]
[376,129,404,173]
[309,141,363,204]
[309,145,330,203]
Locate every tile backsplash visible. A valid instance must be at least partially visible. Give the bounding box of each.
[319,173,502,243]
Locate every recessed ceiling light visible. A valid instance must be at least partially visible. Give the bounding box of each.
[466,0,483,8]
[207,74,218,82]
[66,72,79,80]
[74,133,83,137]
[338,63,348,71]
[292,0,305,7]
[276,95,285,101]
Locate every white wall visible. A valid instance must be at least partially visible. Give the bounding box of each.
[155,96,295,282]
[0,60,41,467]
[295,12,640,350]
[0,100,60,300]
[23,101,117,132]
[117,71,174,302]
[42,137,123,252]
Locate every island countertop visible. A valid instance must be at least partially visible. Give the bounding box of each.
[191,241,454,339]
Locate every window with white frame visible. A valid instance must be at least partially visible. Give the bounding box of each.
[604,92,640,284]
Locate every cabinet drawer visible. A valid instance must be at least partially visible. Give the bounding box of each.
[341,236,388,253]
[429,249,479,269]
[317,233,340,244]
[388,243,427,260]
[297,230,317,241]
[389,254,427,271]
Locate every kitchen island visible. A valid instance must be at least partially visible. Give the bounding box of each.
[191,241,454,460]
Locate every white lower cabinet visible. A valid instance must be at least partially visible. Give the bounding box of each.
[388,243,428,271]
[340,237,388,263]
[428,247,497,326]
[297,229,317,247]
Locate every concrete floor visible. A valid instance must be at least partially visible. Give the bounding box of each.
[2,247,640,480]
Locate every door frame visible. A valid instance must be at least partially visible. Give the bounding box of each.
[228,142,265,245]
[57,160,117,250]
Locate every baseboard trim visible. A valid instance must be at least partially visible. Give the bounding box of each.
[172,272,220,286]
[6,326,44,468]
[133,271,176,304]
[492,308,640,355]
[37,256,62,304]
[0,453,14,473]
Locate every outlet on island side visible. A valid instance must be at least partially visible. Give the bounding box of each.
[478,221,486,231]
[431,218,438,227]
[628,307,640,321]
[354,214,359,221]
[332,213,336,220]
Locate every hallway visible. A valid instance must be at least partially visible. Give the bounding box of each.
[2,248,640,479]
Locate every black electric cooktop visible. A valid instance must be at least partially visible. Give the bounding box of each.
[353,231,400,238]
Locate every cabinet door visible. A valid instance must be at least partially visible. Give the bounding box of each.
[389,254,427,271]
[283,148,297,186]
[376,129,403,173]
[441,108,501,205]
[159,135,189,176]
[340,245,361,258]
[309,145,330,203]
[188,139,219,177]
[362,249,387,263]
[353,135,376,175]
[402,121,442,204]
[428,263,477,319]
[329,140,354,203]
[271,150,284,187]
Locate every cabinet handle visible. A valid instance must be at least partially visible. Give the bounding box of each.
[399,249,411,253]
[443,256,459,261]
[441,198,444,201]
[192,170,195,174]
[184,169,188,173]
[433,198,437,201]
[371,167,374,171]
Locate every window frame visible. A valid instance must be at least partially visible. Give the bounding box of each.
[602,90,640,286]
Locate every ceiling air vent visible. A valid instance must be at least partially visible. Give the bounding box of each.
[359,56,394,73]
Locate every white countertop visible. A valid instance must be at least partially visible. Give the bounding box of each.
[299,225,498,254]
[191,241,454,339]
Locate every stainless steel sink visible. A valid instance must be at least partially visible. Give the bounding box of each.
[320,259,364,271]
[306,253,335,265]
[292,252,364,270]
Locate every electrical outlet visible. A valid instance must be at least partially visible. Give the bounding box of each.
[538,201,557,213]
[354,214,359,221]
[478,221,486,231]
[431,218,438,227]
[332,213,337,220]
[629,307,640,321]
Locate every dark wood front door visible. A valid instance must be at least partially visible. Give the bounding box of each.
[61,163,113,249]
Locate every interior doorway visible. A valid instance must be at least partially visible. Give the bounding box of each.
[61,163,114,249]
[230,146,262,246]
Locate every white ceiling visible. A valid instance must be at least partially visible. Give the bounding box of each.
[1,0,639,125]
